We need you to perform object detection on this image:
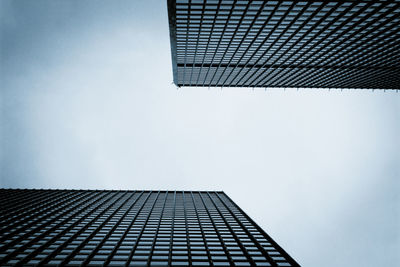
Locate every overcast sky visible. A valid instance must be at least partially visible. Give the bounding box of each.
[1,1,399,266]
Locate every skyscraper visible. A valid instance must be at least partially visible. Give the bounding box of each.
[0,189,299,266]
[167,0,400,89]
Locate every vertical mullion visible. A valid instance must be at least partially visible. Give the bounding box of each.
[0,190,302,266]
[182,0,192,87]
[0,190,74,237]
[188,192,215,266]
[210,192,280,266]
[79,191,143,266]
[215,0,270,86]
[0,192,79,239]
[268,1,374,87]
[308,8,400,82]
[0,190,105,265]
[0,189,26,208]
[195,0,222,85]
[242,1,346,87]
[226,1,308,87]
[147,191,169,265]
[189,0,205,86]
[0,189,37,210]
[351,42,400,69]
[19,191,123,266]
[201,0,239,87]
[284,26,399,89]
[272,2,400,89]
[218,192,300,267]
[193,192,235,266]
[317,3,399,67]
[199,192,258,267]
[246,1,320,87]
[206,0,250,86]
[181,191,192,266]
[0,189,57,219]
[234,0,304,86]
[224,5,278,86]
[0,190,94,251]
[318,67,395,89]
[104,191,153,266]
[249,1,347,87]
[125,191,162,266]
[167,191,176,267]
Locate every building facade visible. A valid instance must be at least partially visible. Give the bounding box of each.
[0,189,299,266]
[168,0,400,89]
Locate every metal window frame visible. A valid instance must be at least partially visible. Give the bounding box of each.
[0,189,300,266]
[168,0,400,89]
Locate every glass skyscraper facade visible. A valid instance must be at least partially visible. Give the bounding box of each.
[168,0,400,89]
[0,189,299,266]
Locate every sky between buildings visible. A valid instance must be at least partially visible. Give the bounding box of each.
[1,1,399,266]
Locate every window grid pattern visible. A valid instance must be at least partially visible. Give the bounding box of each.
[168,0,400,89]
[0,189,299,266]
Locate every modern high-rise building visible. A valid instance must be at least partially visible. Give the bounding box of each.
[167,0,400,89]
[0,189,299,266]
